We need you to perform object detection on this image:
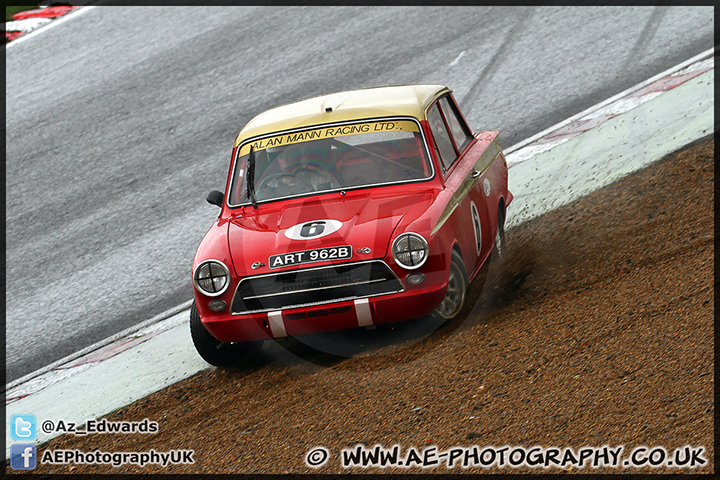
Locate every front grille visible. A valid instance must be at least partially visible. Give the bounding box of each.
[231,260,403,314]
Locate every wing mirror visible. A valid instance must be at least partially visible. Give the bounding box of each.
[206,190,224,207]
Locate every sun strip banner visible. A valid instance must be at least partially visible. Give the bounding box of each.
[238,120,420,156]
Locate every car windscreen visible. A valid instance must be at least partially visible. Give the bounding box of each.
[228,119,433,206]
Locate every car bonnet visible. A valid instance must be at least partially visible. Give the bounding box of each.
[226,191,428,277]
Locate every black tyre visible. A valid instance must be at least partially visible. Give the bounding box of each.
[491,204,506,262]
[433,249,469,320]
[190,302,236,366]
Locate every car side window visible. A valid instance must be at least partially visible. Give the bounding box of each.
[439,96,474,153]
[427,103,457,171]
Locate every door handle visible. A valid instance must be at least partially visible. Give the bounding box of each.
[470,169,481,178]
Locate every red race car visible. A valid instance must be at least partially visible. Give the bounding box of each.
[191,84,512,365]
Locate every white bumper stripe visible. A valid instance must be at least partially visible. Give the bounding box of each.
[354,299,373,327]
[267,311,287,338]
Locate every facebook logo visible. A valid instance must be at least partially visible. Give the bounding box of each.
[10,414,37,440]
[10,444,37,470]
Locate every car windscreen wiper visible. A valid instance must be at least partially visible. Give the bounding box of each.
[246,146,258,209]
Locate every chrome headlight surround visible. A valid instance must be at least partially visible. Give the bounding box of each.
[392,232,429,270]
[193,260,231,297]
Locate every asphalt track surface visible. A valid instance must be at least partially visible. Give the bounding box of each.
[5,6,714,382]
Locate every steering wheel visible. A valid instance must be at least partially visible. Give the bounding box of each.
[293,167,341,190]
[256,167,341,199]
[255,172,298,198]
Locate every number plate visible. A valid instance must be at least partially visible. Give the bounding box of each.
[268,245,353,269]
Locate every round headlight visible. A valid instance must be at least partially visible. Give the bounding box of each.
[193,260,230,297]
[392,233,429,270]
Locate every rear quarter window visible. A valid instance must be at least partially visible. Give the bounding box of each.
[427,103,457,171]
[439,96,474,153]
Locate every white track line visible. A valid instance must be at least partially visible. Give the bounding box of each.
[6,6,96,47]
[504,47,715,154]
[5,300,193,391]
[449,51,466,66]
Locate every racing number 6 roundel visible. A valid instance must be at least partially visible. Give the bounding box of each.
[470,201,482,257]
[284,219,343,240]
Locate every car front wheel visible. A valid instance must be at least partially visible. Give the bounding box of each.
[190,302,237,366]
[433,250,469,321]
